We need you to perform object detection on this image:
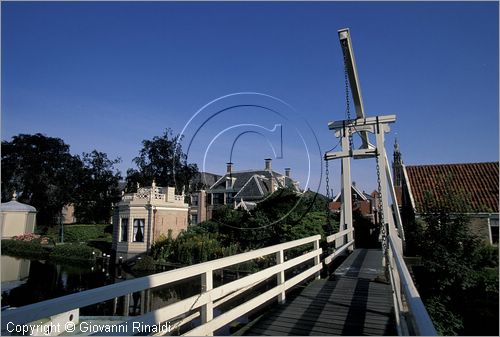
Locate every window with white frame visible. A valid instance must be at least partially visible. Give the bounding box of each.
[133,219,145,242]
[120,218,129,242]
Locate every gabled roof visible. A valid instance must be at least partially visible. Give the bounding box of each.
[333,185,368,202]
[209,169,300,199]
[211,170,285,190]
[405,162,499,213]
[192,172,221,189]
[235,175,268,199]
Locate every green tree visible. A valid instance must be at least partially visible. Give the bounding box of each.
[1,134,82,226]
[411,183,499,335]
[126,128,198,194]
[209,189,334,250]
[74,151,122,223]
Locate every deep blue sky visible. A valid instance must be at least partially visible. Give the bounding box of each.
[2,1,498,194]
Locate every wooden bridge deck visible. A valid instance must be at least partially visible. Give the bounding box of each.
[241,249,397,336]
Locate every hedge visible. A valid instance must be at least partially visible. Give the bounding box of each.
[46,224,112,243]
[50,244,102,264]
[1,239,51,260]
[2,240,102,265]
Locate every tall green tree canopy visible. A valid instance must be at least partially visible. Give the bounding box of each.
[126,128,198,194]
[208,188,337,250]
[74,151,122,223]
[1,133,81,226]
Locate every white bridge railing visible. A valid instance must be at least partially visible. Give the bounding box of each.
[324,228,355,265]
[1,235,322,336]
[386,233,437,336]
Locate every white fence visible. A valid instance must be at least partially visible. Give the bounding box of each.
[386,233,437,336]
[324,228,355,265]
[1,235,322,336]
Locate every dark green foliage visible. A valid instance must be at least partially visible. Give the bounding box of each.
[210,188,337,250]
[50,244,101,265]
[86,239,113,255]
[131,256,156,272]
[74,151,122,224]
[2,239,101,265]
[409,183,499,335]
[1,133,82,226]
[151,230,239,266]
[1,134,122,226]
[125,128,198,194]
[148,189,336,275]
[1,239,52,259]
[45,224,112,243]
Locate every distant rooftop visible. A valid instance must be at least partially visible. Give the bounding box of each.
[406,162,499,213]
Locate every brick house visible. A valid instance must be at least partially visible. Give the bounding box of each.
[189,172,221,225]
[392,143,499,245]
[329,183,377,221]
[112,181,188,260]
[189,159,300,224]
[207,159,300,214]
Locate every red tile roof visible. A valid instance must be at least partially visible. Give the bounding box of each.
[406,162,499,213]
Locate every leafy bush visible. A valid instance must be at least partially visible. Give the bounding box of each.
[46,224,112,243]
[50,244,101,264]
[131,256,156,272]
[150,231,240,266]
[410,183,500,335]
[173,232,239,265]
[1,239,51,259]
[151,233,175,262]
[86,239,113,255]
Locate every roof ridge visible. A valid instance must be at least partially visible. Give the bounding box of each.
[407,161,498,168]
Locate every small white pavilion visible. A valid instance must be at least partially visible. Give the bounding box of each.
[0,192,37,239]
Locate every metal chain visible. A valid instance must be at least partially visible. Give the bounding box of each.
[324,158,332,228]
[342,42,355,154]
[325,159,330,201]
[375,147,389,263]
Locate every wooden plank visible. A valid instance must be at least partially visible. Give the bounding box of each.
[259,311,392,329]
[243,249,397,336]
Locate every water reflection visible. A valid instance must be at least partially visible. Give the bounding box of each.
[1,256,30,294]
[1,258,261,335]
[1,256,120,310]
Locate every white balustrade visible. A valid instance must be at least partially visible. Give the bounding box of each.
[1,235,322,336]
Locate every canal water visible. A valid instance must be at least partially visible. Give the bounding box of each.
[1,255,127,309]
[1,255,272,335]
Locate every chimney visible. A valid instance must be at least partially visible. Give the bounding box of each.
[285,168,291,178]
[265,158,272,171]
[226,162,233,174]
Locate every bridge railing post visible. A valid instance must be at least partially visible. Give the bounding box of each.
[201,270,214,335]
[276,249,286,303]
[314,239,321,280]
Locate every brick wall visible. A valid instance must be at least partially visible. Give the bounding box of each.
[152,209,188,242]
